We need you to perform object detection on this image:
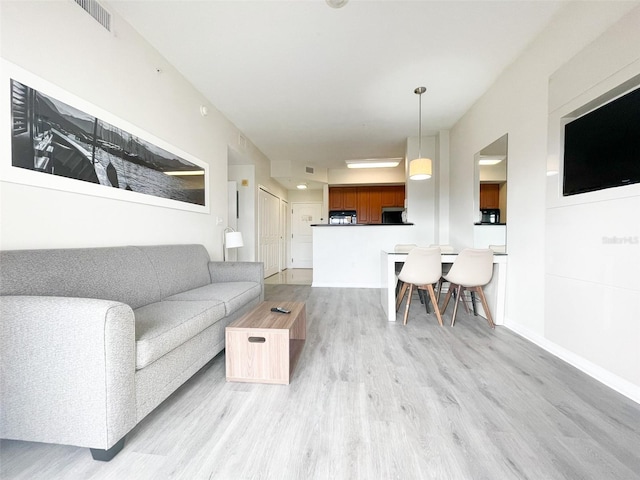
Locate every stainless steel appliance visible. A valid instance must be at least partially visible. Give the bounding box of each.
[480,208,501,224]
[329,210,357,225]
[382,207,405,224]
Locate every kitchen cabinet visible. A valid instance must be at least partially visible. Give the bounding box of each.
[356,188,370,223]
[381,185,405,207]
[368,187,382,224]
[329,187,357,210]
[329,189,343,210]
[329,185,404,223]
[480,183,500,209]
[342,187,357,209]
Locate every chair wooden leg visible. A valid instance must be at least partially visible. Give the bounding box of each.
[424,284,443,326]
[451,285,462,327]
[396,282,409,311]
[474,286,495,329]
[440,282,454,314]
[403,283,414,325]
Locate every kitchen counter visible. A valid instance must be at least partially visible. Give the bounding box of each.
[311,223,414,226]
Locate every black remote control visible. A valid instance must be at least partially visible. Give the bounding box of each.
[270,307,291,314]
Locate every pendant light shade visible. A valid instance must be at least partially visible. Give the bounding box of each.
[409,86,433,181]
[409,158,432,180]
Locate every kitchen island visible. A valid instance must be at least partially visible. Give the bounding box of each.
[311,223,418,288]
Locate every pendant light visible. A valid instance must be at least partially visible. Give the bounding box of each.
[409,86,432,180]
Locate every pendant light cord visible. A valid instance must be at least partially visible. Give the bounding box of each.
[415,86,426,158]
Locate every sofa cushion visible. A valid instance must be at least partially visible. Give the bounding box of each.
[136,245,212,299]
[164,282,261,316]
[0,246,161,310]
[134,300,225,369]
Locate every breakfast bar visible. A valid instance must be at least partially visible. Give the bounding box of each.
[311,225,508,325]
[381,250,508,324]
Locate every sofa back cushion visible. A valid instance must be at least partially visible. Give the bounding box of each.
[136,244,212,298]
[0,246,161,309]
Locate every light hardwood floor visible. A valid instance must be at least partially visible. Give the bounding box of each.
[2,285,639,479]
[264,269,313,285]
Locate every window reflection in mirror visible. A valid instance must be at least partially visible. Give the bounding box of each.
[474,134,507,250]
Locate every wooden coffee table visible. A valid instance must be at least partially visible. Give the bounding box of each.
[225,301,306,385]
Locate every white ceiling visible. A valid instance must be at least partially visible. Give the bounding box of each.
[110,0,565,182]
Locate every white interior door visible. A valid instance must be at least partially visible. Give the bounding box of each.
[258,187,280,278]
[291,202,322,268]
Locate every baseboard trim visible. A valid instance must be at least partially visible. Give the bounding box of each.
[311,282,380,288]
[504,319,640,405]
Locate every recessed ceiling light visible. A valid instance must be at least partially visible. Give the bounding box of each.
[297,183,308,189]
[478,156,505,166]
[345,158,402,169]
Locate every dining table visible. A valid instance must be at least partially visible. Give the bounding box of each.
[380,250,508,324]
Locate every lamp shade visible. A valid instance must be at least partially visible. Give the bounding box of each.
[409,158,432,180]
[225,231,244,249]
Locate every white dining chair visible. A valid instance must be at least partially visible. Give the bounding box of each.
[439,248,495,328]
[395,246,443,326]
[393,243,417,297]
[432,244,474,315]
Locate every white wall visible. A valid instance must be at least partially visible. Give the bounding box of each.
[405,135,438,245]
[327,163,405,185]
[545,7,640,397]
[287,189,323,203]
[228,164,256,261]
[448,2,640,401]
[0,1,270,260]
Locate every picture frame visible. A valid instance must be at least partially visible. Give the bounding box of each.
[1,60,210,214]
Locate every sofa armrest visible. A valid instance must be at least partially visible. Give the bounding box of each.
[208,261,264,285]
[0,296,136,450]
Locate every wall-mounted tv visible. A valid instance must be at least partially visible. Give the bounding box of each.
[562,85,640,196]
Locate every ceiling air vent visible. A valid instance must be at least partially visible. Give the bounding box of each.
[305,166,314,174]
[73,0,111,32]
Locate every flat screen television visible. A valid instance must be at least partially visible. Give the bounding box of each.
[562,85,640,196]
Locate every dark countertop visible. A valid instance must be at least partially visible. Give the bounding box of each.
[311,223,414,227]
[474,223,507,226]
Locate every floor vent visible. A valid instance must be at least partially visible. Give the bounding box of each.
[305,166,314,174]
[73,0,111,32]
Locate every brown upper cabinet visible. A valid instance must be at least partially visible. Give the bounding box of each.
[329,185,405,224]
[329,187,357,210]
[381,185,405,207]
[479,183,500,209]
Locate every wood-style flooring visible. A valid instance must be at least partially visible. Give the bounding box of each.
[1,285,639,479]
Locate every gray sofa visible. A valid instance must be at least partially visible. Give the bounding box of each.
[0,244,263,460]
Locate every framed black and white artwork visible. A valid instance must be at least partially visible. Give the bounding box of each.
[1,60,209,213]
